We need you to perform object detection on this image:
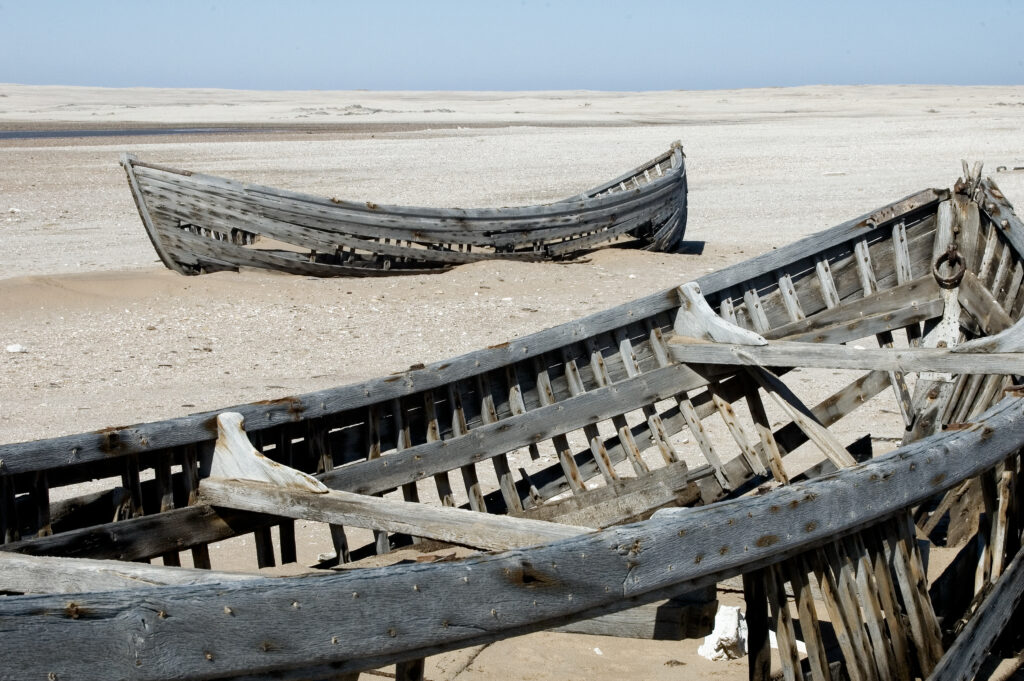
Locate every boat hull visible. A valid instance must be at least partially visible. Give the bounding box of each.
[121,144,688,276]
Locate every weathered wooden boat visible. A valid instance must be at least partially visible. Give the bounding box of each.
[4,166,1024,681]
[120,142,688,277]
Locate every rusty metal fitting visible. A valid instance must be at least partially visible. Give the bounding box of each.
[932,243,966,289]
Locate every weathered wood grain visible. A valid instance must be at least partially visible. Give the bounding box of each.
[668,337,1024,375]
[2,397,1020,681]
[0,551,254,594]
[198,478,586,552]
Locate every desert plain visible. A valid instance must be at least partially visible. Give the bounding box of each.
[2,83,1024,680]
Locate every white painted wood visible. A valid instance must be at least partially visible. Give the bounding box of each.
[674,282,767,345]
[207,412,328,494]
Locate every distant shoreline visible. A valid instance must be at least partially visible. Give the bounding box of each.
[0,119,639,142]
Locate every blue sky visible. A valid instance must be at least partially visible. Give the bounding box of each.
[1,0,1022,90]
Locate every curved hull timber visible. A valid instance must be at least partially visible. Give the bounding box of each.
[120,143,688,277]
[4,171,1024,680]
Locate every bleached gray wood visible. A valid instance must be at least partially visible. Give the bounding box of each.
[512,460,702,529]
[744,367,857,469]
[765,276,941,342]
[123,145,689,278]
[979,179,1024,266]
[668,337,1024,376]
[120,154,194,275]
[955,315,1024,353]
[198,479,587,552]
[316,363,702,495]
[709,383,767,476]
[3,396,1021,680]
[675,282,767,344]
[958,271,1014,336]
[816,259,841,309]
[778,274,806,322]
[926,545,1024,681]
[744,288,772,334]
[0,552,255,594]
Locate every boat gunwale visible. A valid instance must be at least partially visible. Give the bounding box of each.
[1,394,1021,680]
[0,185,949,474]
[124,146,685,223]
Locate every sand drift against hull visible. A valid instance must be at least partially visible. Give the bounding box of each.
[3,168,1024,681]
[120,142,688,277]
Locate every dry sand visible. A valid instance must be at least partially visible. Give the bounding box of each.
[2,83,1024,679]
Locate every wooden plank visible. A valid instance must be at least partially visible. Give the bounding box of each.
[743,377,788,484]
[512,460,702,529]
[808,549,871,681]
[479,374,523,513]
[198,479,587,552]
[958,271,1015,337]
[709,382,768,477]
[778,274,806,322]
[0,551,255,594]
[926,545,1024,681]
[744,570,773,681]
[786,557,831,681]
[0,504,275,561]
[744,288,772,334]
[816,259,841,309]
[766,562,805,681]
[2,395,1021,680]
[744,366,857,469]
[883,520,944,675]
[669,337,1024,376]
[763,275,941,341]
[319,362,706,495]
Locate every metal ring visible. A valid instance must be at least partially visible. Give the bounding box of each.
[932,245,966,289]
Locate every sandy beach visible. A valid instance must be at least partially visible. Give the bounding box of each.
[3,83,1024,679]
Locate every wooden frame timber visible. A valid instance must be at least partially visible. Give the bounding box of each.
[4,169,1024,680]
[120,142,689,276]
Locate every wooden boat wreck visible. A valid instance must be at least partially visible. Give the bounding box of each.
[3,166,1024,680]
[120,143,688,277]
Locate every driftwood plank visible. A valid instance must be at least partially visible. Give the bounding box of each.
[198,479,586,552]
[669,337,1024,376]
[0,552,254,594]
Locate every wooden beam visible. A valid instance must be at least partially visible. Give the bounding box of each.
[668,337,1024,376]
[927,547,1024,681]
[0,551,255,595]
[319,362,708,495]
[199,479,586,552]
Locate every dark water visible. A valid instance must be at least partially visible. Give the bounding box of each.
[0,127,259,140]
